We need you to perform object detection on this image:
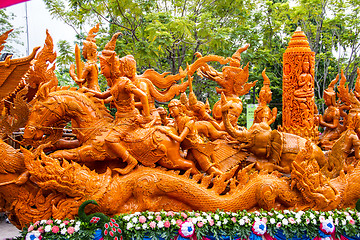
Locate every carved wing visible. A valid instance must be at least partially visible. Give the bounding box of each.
[0,47,39,100]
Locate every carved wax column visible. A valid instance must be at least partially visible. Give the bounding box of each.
[279,28,319,142]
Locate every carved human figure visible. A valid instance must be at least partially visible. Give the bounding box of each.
[70,24,101,91]
[118,55,188,124]
[159,99,224,176]
[197,45,257,130]
[294,56,314,127]
[85,33,151,174]
[318,75,342,150]
[253,69,277,126]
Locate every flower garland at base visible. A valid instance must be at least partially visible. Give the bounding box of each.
[21,209,360,240]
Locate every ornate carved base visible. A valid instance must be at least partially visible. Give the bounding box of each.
[278,125,319,143]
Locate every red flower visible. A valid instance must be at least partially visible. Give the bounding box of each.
[110,231,114,237]
[104,229,108,235]
[118,228,122,233]
[111,218,116,223]
[114,223,119,228]
[104,223,109,229]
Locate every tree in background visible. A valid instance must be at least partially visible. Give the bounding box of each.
[0,9,23,56]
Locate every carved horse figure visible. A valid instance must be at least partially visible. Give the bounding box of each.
[23,86,200,174]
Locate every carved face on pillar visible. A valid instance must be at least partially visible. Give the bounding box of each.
[302,58,310,73]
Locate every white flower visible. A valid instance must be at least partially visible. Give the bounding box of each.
[296,218,301,224]
[157,221,164,228]
[44,225,51,232]
[60,223,65,228]
[132,217,138,223]
[239,219,245,225]
[219,212,225,215]
[134,212,141,216]
[180,222,194,237]
[142,223,148,229]
[135,226,140,230]
[342,219,347,226]
[223,219,228,224]
[254,217,260,222]
[127,222,134,230]
[40,220,47,225]
[61,228,67,235]
[70,220,75,223]
[76,221,81,226]
[74,225,80,232]
[319,216,326,222]
[171,219,176,225]
[277,214,284,219]
[283,210,290,214]
[335,218,339,226]
[232,213,238,216]
[252,221,267,236]
[55,219,62,224]
[349,210,355,214]
[282,219,289,225]
[123,216,131,221]
[309,213,315,219]
[346,216,353,221]
[216,221,222,226]
[270,218,276,224]
[148,215,154,220]
[312,219,317,225]
[214,214,219,220]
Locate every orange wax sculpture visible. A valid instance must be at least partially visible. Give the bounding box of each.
[279,27,319,141]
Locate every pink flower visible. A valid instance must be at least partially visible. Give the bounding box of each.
[156,215,162,221]
[63,220,69,225]
[28,225,34,232]
[164,220,171,228]
[306,218,310,224]
[46,220,53,225]
[139,216,147,223]
[34,221,40,226]
[197,222,204,228]
[231,217,237,223]
[254,211,260,216]
[268,212,274,216]
[38,226,44,233]
[195,213,200,217]
[261,217,268,224]
[289,218,296,224]
[67,227,75,234]
[176,219,183,226]
[149,221,156,229]
[167,211,175,217]
[181,212,188,219]
[52,225,59,233]
[276,222,281,228]
[209,219,214,226]
[349,219,355,225]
